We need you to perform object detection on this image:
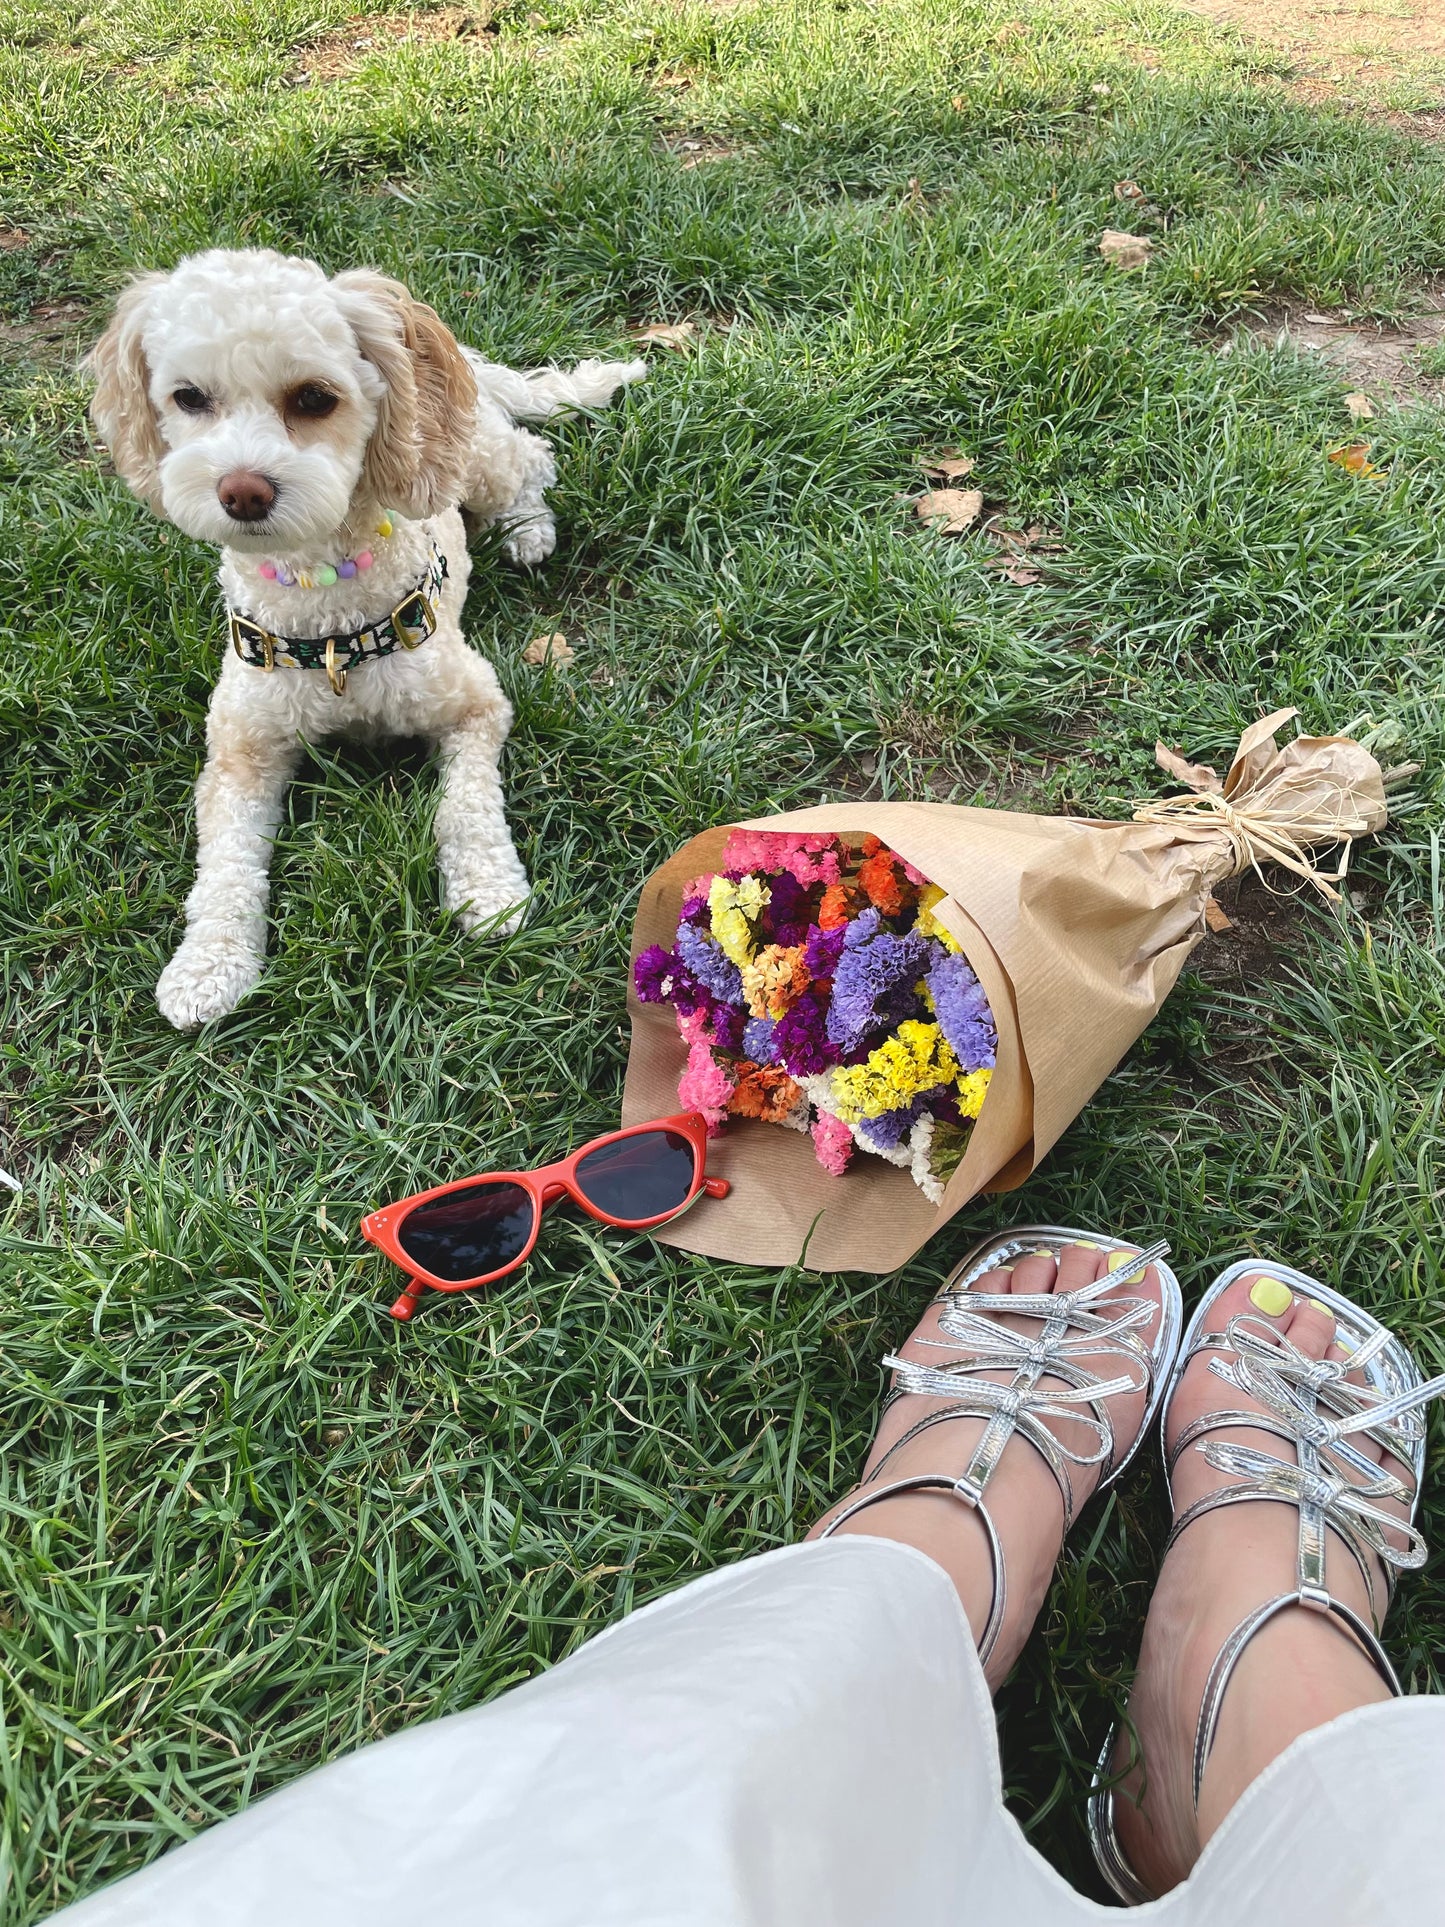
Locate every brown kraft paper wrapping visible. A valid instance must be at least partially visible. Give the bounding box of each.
[621,711,1389,1273]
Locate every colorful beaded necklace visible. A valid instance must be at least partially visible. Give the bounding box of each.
[257,510,395,590]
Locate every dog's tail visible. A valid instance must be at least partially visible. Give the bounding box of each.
[471,356,648,422]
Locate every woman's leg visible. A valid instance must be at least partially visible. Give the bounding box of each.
[1114,1271,1405,1892]
[809,1241,1168,1690]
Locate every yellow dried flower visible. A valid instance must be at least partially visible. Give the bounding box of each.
[914,884,963,953]
[829,1020,960,1124]
[708,873,769,967]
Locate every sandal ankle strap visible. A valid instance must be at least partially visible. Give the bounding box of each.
[821,1471,1010,1663]
[1190,1590,1399,1808]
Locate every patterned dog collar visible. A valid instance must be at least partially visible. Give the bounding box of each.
[229,546,449,695]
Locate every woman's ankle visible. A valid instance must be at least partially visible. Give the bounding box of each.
[1196,1610,1393,1843]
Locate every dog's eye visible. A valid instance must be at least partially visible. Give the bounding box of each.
[290,383,339,419]
[172,385,213,414]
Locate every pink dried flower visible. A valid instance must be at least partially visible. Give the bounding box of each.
[720,829,842,887]
[676,1006,713,1046]
[811,1110,854,1176]
[678,1040,737,1133]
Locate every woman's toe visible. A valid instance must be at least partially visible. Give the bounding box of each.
[1269,1280,1337,1358]
[1052,1241,1104,1293]
[1005,1249,1061,1294]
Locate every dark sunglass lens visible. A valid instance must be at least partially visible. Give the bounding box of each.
[573,1130,697,1222]
[396,1180,535,1283]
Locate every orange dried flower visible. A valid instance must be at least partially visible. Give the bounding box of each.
[857,847,906,916]
[728,1066,805,1123]
[818,881,852,929]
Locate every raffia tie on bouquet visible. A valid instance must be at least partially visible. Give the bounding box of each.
[1130,706,1391,902]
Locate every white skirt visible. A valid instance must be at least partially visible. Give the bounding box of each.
[51,1539,1445,1925]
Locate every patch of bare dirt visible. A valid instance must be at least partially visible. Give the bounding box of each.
[0,302,90,362]
[292,6,495,83]
[1179,1,1445,119]
[1191,871,1325,990]
[664,133,737,168]
[1223,289,1445,403]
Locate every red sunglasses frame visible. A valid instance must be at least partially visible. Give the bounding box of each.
[360,1112,729,1321]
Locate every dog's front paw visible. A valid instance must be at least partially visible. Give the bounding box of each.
[156,935,265,1031]
[444,854,531,937]
[502,517,557,569]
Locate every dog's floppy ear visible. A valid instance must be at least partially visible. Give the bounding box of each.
[331,269,478,518]
[86,272,170,514]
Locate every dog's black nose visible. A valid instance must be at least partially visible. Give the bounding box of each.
[217,469,276,521]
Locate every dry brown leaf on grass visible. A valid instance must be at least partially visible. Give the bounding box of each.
[995,523,1063,554]
[630,320,698,350]
[1343,390,1375,420]
[1203,897,1234,933]
[522,632,574,666]
[0,227,31,251]
[915,488,983,534]
[1328,441,1387,479]
[1099,229,1152,270]
[994,520,1063,551]
[1155,741,1223,793]
[1113,179,1145,202]
[986,523,1065,582]
[919,449,975,482]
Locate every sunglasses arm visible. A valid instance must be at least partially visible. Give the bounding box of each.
[390,1278,428,1322]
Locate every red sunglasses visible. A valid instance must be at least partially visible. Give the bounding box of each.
[360,1113,730,1321]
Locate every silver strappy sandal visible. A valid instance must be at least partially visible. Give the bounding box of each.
[819,1225,1182,1670]
[1090,1258,1445,1905]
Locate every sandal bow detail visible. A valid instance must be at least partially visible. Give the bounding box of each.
[821,1226,1182,1669]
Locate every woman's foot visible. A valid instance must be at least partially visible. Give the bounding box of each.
[808,1242,1167,1690]
[1113,1271,1410,1893]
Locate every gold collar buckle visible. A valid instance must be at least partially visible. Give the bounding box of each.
[230,614,277,670]
[324,637,348,696]
[391,587,435,649]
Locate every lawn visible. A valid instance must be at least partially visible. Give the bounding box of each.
[5,0,1445,1914]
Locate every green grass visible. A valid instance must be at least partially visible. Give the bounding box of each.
[5,0,1445,1913]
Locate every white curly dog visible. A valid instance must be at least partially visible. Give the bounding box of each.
[88,247,644,1030]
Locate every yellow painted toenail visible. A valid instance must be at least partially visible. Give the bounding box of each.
[1308,1297,1332,1317]
[1107,1248,1140,1271]
[1250,1275,1293,1317]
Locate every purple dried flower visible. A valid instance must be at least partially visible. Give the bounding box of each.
[634,945,680,1004]
[710,1001,746,1053]
[761,870,814,946]
[743,1016,779,1063]
[676,920,744,1003]
[826,922,933,1056]
[803,922,847,979]
[928,953,997,1071]
[857,1096,928,1151]
[773,990,842,1077]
